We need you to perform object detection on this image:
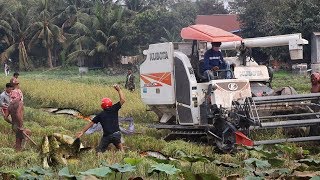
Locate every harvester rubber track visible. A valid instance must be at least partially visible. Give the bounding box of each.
[164,130,207,141]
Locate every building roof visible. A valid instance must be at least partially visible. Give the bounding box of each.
[181,24,242,42]
[195,14,240,33]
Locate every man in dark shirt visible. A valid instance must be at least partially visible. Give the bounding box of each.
[76,84,125,152]
[125,69,135,91]
[203,42,230,80]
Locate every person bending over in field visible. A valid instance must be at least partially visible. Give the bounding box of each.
[76,84,125,152]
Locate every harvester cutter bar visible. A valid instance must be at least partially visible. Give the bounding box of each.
[242,93,320,125]
[253,112,320,120]
[250,118,320,129]
[254,136,320,145]
[149,124,208,130]
[251,93,320,105]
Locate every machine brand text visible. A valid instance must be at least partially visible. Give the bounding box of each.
[150,52,169,61]
[239,70,263,77]
[144,82,162,87]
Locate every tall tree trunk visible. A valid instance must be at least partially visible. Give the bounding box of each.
[47,48,53,68]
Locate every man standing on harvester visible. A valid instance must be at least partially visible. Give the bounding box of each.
[76,84,125,152]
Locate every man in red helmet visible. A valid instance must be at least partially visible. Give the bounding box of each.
[76,84,125,152]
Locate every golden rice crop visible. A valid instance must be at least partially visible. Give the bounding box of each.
[0,76,157,122]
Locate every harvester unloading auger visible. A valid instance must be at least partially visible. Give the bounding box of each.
[140,25,320,152]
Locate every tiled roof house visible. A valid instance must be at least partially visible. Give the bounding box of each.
[195,14,241,33]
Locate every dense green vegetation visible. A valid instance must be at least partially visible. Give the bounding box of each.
[0,0,320,178]
[0,69,319,179]
[0,0,227,71]
[1,0,320,71]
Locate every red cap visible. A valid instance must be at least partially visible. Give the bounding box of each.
[101,98,112,109]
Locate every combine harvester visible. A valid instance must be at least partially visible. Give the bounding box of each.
[140,25,320,152]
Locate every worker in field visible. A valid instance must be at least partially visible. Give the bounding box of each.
[10,72,19,85]
[76,84,125,152]
[311,72,320,93]
[203,42,231,80]
[125,68,135,91]
[4,62,10,76]
[0,83,14,124]
[10,79,23,102]
[8,80,30,151]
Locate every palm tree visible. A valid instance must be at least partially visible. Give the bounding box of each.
[27,0,66,68]
[63,1,122,68]
[0,0,32,71]
[89,30,118,67]
[63,11,96,66]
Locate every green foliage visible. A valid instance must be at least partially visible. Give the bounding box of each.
[123,157,143,166]
[1,70,320,179]
[212,160,240,168]
[233,0,320,61]
[244,158,271,170]
[195,0,228,15]
[296,159,320,167]
[148,163,181,176]
[79,167,112,177]
[182,172,220,180]
[0,0,237,69]
[0,169,25,180]
[109,163,136,173]
[19,166,53,179]
[58,167,76,178]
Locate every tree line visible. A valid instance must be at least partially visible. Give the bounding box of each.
[0,0,320,70]
[231,0,320,62]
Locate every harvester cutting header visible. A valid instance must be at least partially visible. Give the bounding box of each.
[140,25,320,152]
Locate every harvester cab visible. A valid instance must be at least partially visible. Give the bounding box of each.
[140,25,320,152]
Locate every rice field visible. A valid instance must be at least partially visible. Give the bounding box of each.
[0,68,319,179]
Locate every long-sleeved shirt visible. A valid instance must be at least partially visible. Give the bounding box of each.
[204,49,225,71]
[0,91,11,109]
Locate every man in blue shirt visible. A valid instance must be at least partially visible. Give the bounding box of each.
[203,42,230,80]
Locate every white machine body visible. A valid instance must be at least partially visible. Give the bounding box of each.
[220,33,308,60]
[234,66,270,82]
[140,42,251,125]
[140,43,175,105]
